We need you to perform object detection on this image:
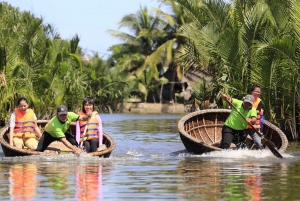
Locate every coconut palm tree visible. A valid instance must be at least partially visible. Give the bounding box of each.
[251,0,300,139]
[172,0,300,139]
[108,6,174,102]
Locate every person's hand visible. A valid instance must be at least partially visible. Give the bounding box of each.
[36,134,42,140]
[245,118,253,124]
[86,108,93,118]
[221,94,231,101]
[73,147,83,155]
[86,110,93,118]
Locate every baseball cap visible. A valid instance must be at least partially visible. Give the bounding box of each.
[244,94,254,105]
[57,105,68,115]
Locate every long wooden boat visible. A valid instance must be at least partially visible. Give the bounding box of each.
[178,109,289,154]
[0,120,116,158]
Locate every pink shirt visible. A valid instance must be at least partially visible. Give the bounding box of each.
[76,114,103,146]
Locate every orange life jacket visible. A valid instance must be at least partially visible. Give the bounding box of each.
[246,98,263,130]
[13,108,36,138]
[78,111,99,140]
[245,175,262,201]
[9,164,37,200]
[76,166,101,201]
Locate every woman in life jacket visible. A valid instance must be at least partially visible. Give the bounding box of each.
[9,97,42,150]
[76,97,104,152]
[244,84,264,149]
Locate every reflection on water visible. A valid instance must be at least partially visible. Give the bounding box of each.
[9,163,38,200]
[1,114,300,200]
[76,165,102,201]
[244,168,262,201]
[175,156,294,201]
[221,162,263,201]
[43,163,73,200]
[2,156,293,201]
[176,158,222,200]
[4,159,105,201]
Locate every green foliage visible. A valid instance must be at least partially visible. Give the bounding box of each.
[172,0,300,140]
[0,2,127,120]
[2,0,300,141]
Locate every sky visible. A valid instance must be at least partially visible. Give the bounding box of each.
[6,0,164,58]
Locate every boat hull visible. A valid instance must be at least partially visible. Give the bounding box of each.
[0,120,116,157]
[178,109,288,154]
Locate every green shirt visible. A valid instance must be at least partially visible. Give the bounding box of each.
[44,112,79,138]
[224,98,257,130]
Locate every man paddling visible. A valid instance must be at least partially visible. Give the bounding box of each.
[35,105,92,155]
[219,94,257,149]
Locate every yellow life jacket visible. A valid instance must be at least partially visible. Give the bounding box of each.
[246,98,263,130]
[13,108,36,138]
[78,111,99,140]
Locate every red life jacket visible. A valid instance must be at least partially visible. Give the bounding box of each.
[78,111,99,140]
[246,98,263,130]
[13,108,36,138]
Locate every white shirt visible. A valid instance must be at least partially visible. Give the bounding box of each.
[9,112,38,128]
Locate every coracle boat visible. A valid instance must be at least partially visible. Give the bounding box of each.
[0,120,116,158]
[178,109,288,154]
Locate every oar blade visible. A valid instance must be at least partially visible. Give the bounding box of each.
[262,138,283,158]
[225,97,283,159]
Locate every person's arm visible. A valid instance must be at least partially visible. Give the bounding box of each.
[247,108,258,125]
[68,112,90,122]
[244,116,257,125]
[50,119,81,155]
[33,113,42,138]
[250,116,257,124]
[34,126,42,138]
[221,94,232,103]
[9,128,14,146]
[60,137,82,155]
[9,113,16,146]
[78,111,93,121]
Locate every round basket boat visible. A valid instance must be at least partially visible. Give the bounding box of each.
[178,109,289,154]
[0,120,116,157]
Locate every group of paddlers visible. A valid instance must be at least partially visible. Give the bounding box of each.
[219,84,264,150]
[8,97,105,155]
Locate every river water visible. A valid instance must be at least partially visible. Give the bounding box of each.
[0,113,300,201]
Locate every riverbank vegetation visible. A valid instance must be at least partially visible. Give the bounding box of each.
[1,0,300,140]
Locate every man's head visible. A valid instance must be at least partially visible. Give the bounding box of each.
[57,105,68,122]
[243,94,254,109]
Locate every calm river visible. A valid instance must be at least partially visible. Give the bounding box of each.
[0,113,300,201]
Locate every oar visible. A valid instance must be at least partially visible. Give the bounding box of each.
[226,98,283,158]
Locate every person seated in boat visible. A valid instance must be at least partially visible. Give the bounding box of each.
[219,94,257,149]
[9,97,42,150]
[76,97,105,153]
[244,84,264,149]
[35,104,92,155]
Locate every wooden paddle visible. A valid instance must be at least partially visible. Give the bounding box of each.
[225,98,283,158]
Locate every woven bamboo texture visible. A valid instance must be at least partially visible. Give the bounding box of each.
[0,120,116,157]
[178,109,289,154]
